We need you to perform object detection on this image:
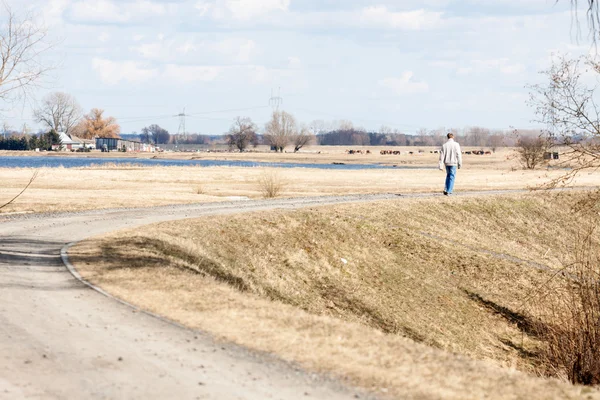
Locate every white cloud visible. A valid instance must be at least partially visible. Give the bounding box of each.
[500,64,525,74]
[92,58,158,85]
[177,41,197,55]
[98,32,110,43]
[163,64,222,83]
[457,66,474,75]
[195,0,290,21]
[43,0,71,24]
[69,0,168,23]
[70,0,127,23]
[133,36,257,63]
[225,0,289,20]
[133,0,167,15]
[379,72,429,95]
[470,58,526,75]
[214,38,257,62]
[288,56,302,69]
[134,41,166,59]
[360,6,443,30]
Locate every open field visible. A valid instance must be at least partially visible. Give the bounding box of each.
[1,147,598,214]
[70,192,600,399]
[0,146,538,167]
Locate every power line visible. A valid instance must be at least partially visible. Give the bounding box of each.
[187,105,269,117]
[175,108,189,145]
[269,87,283,112]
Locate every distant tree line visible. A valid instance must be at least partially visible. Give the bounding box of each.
[0,130,61,151]
[317,126,520,150]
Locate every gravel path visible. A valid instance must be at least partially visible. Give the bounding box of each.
[0,189,564,399]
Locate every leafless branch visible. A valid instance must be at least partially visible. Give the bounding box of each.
[0,2,53,105]
[0,170,38,211]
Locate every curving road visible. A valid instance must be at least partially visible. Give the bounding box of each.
[2,194,420,400]
[2,189,557,399]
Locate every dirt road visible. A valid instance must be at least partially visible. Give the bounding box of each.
[3,194,426,400]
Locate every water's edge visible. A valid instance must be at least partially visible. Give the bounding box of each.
[0,156,435,170]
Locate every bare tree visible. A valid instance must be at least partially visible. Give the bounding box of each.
[73,108,120,139]
[0,3,52,104]
[264,111,296,152]
[226,116,257,152]
[466,126,490,147]
[380,125,393,135]
[292,126,315,152]
[568,0,600,40]
[489,132,505,153]
[528,55,600,180]
[428,128,445,146]
[309,119,328,135]
[140,124,170,144]
[514,131,549,169]
[2,121,10,139]
[338,120,354,131]
[33,92,82,135]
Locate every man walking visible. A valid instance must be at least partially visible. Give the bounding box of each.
[439,133,462,195]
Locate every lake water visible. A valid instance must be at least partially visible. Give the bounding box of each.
[0,156,436,170]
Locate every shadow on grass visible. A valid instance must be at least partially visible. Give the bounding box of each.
[96,237,250,292]
[464,289,545,364]
[93,236,429,343]
[499,338,539,360]
[464,289,543,337]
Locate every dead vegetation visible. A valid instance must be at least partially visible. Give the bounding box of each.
[70,192,600,399]
[2,158,600,214]
[257,169,284,198]
[527,221,600,385]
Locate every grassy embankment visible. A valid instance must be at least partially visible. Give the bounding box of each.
[71,191,600,399]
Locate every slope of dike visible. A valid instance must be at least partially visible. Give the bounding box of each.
[70,191,600,399]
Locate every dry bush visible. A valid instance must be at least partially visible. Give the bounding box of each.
[194,185,205,195]
[257,169,284,198]
[515,135,549,170]
[529,224,600,385]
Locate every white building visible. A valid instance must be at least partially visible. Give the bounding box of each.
[52,132,96,151]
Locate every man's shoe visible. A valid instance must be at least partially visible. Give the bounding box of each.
[443,191,448,196]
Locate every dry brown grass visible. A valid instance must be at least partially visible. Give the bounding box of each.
[257,169,284,198]
[70,192,600,399]
[526,222,600,385]
[1,157,599,214]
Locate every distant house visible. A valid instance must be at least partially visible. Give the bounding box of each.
[52,132,96,151]
[96,137,156,152]
[52,132,79,151]
[71,135,96,150]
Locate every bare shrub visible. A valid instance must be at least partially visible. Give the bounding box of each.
[514,134,549,170]
[194,185,205,195]
[257,169,284,198]
[529,224,600,385]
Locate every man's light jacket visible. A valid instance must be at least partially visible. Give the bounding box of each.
[439,138,462,169]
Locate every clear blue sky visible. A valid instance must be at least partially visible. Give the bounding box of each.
[1,0,594,135]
